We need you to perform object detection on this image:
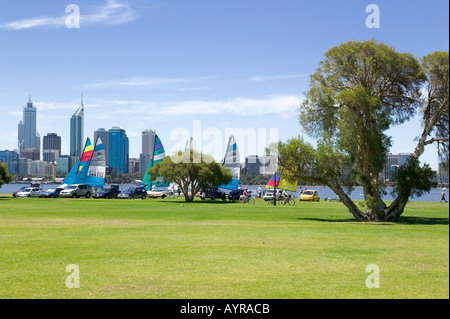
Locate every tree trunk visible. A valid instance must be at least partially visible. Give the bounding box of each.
[328,184,369,221]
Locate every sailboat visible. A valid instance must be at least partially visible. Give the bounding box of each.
[86,136,106,189]
[220,135,241,190]
[61,138,93,187]
[61,137,106,189]
[142,134,169,191]
[71,138,94,185]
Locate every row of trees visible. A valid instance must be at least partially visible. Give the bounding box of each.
[142,40,448,223]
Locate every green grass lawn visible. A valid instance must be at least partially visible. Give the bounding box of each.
[0,195,448,299]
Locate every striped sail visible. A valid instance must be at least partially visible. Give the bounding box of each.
[86,136,106,188]
[77,138,93,175]
[220,135,240,190]
[143,134,169,190]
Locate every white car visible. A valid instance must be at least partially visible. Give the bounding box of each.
[15,187,41,198]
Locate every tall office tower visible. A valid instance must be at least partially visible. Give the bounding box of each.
[43,133,61,162]
[70,102,84,159]
[140,129,156,174]
[18,96,40,156]
[94,128,109,165]
[108,127,129,174]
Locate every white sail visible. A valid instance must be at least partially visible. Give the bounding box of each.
[221,135,240,189]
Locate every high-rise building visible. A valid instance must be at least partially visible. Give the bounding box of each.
[20,148,41,161]
[94,128,109,165]
[0,150,19,175]
[70,103,84,159]
[140,129,156,174]
[43,133,61,162]
[18,96,40,157]
[108,127,129,174]
[56,156,70,175]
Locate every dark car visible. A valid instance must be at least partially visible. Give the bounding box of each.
[93,185,121,199]
[39,187,64,198]
[227,189,245,202]
[199,188,226,201]
[118,186,147,199]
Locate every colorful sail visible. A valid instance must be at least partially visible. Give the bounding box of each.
[77,138,93,175]
[278,176,297,191]
[86,136,106,188]
[220,135,240,190]
[265,174,297,191]
[143,134,169,190]
[265,174,280,189]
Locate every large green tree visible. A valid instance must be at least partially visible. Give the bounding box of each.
[0,160,12,188]
[148,149,232,202]
[278,40,448,221]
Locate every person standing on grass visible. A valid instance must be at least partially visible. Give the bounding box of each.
[440,188,447,203]
[258,185,262,198]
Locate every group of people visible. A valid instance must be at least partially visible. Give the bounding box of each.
[241,186,292,204]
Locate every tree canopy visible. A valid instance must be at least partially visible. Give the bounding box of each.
[278,40,448,221]
[0,161,12,188]
[148,149,232,202]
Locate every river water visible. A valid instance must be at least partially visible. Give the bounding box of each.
[1,183,448,202]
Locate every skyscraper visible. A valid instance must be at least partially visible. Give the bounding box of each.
[43,133,61,162]
[108,127,129,174]
[140,129,156,174]
[70,103,84,159]
[18,96,40,156]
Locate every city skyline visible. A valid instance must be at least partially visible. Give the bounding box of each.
[1,0,449,170]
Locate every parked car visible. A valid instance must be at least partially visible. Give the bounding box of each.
[39,187,64,198]
[199,188,226,201]
[227,189,245,201]
[118,187,147,199]
[299,190,320,202]
[60,184,93,198]
[15,187,41,198]
[263,190,281,201]
[12,186,28,198]
[93,185,121,199]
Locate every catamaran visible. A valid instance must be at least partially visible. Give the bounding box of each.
[61,137,106,189]
[142,133,169,193]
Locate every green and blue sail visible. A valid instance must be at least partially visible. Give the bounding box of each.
[142,134,169,190]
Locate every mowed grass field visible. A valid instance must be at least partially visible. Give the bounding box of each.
[0,194,448,299]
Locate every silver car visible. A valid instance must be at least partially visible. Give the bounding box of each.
[15,187,41,198]
[60,184,92,198]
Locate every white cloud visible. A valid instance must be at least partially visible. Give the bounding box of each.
[156,95,303,118]
[0,0,137,30]
[85,77,185,88]
[248,74,310,82]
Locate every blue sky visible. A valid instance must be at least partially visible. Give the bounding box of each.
[0,0,448,169]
